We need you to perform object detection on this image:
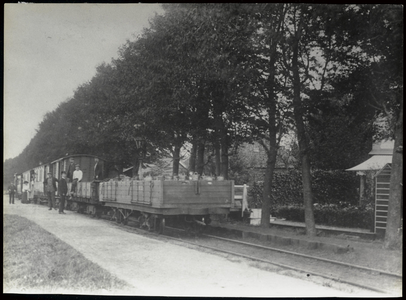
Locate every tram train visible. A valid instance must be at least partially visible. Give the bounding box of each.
[14,154,236,232]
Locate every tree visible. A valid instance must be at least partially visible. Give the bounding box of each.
[250,4,288,228]
[360,5,403,249]
[328,4,403,247]
[306,92,374,170]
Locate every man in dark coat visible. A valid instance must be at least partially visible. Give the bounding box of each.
[44,172,58,210]
[59,171,68,214]
[66,157,76,183]
[8,182,16,204]
[93,157,103,180]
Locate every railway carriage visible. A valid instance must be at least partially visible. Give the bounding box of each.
[44,154,111,209]
[31,164,46,202]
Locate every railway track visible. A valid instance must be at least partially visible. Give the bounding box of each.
[158,225,401,295]
[36,203,403,296]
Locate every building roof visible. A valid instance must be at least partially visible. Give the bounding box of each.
[346,155,392,171]
[368,140,394,155]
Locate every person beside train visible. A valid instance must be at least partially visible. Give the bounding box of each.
[44,172,59,210]
[70,164,83,197]
[93,157,103,180]
[59,171,68,214]
[8,182,16,204]
[21,181,30,204]
[29,176,35,202]
[66,157,76,183]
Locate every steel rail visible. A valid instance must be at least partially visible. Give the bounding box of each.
[160,231,389,294]
[76,211,401,295]
[203,233,402,279]
[161,226,400,295]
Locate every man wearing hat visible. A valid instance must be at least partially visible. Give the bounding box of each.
[44,172,59,210]
[59,171,68,214]
[66,157,76,183]
[22,181,30,204]
[8,181,16,204]
[71,164,83,197]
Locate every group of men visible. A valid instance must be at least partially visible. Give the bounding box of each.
[7,157,103,215]
[44,160,83,214]
[45,157,102,214]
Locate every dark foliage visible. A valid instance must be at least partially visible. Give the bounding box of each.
[248,169,360,208]
[274,203,374,230]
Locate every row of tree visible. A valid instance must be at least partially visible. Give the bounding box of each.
[4,4,402,248]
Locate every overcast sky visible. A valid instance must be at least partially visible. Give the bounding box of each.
[4,3,164,161]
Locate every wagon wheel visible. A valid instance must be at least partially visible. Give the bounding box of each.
[94,207,102,219]
[116,209,123,224]
[155,217,165,234]
[90,207,99,219]
[183,221,195,235]
[138,214,146,229]
[122,211,129,225]
[204,215,212,225]
[109,208,117,222]
[122,209,133,225]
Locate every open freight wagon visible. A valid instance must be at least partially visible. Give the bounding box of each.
[97,179,235,231]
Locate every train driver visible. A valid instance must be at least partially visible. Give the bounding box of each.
[66,157,76,183]
[70,164,83,196]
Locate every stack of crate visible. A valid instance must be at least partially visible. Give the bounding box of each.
[77,182,82,197]
[82,182,91,198]
[116,180,131,203]
[99,182,106,201]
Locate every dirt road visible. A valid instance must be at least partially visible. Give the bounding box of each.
[3,201,379,297]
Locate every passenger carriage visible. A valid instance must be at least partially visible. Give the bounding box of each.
[47,154,111,210]
[31,164,46,202]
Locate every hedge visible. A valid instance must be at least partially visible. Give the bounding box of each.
[273,203,374,230]
[248,169,362,208]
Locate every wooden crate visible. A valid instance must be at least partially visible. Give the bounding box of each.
[100,179,234,215]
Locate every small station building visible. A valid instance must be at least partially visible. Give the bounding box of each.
[346,140,394,237]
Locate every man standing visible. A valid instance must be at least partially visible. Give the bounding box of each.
[66,157,76,183]
[94,157,103,180]
[8,182,16,204]
[59,171,68,214]
[71,164,83,196]
[44,172,58,210]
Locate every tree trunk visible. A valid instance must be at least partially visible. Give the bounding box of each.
[215,139,221,176]
[172,144,181,177]
[220,130,229,180]
[261,146,277,228]
[189,137,197,173]
[292,22,317,236]
[259,3,286,228]
[384,99,403,249]
[196,140,205,176]
[261,59,278,228]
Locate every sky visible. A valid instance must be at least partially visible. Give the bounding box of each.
[4,3,164,161]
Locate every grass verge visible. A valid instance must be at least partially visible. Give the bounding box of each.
[3,214,131,294]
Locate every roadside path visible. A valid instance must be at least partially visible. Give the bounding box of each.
[3,201,378,297]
